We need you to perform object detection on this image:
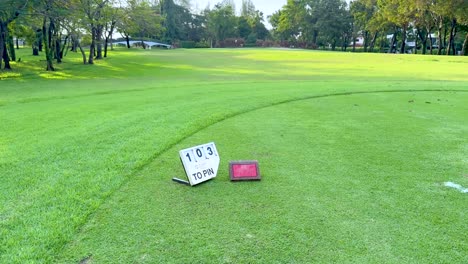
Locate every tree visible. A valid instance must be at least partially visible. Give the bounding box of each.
[276,0,305,45]
[313,0,350,50]
[9,17,35,50]
[351,0,378,52]
[33,0,74,70]
[240,0,256,18]
[436,0,468,55]
[79,0,111,64]
[185,12,208,43]
[457,1,468,55]
[250,10,270,40]
[206,3,237,47]
[237,16,251,39]
[161,0,180,42]
[102,3,122,57]
[414,0,436,54]
[116,1,164,48]
[0,0,28,70]
[131,0,163,46]
[268,10,281,32]
[273,0,351,49]
[161,0,197,43]
[378,0,417,53]
[116,5,134,48]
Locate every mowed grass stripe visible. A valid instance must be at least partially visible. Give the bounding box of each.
[59,91,467,263]
[1,80,363,262]
[1,48,467,104]
[3,88,464,207]
[1,48,467,262]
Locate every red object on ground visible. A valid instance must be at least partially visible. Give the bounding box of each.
[232,164,257,177]
[229,161,261,181]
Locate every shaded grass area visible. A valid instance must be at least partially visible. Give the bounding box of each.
[1,48,467,262]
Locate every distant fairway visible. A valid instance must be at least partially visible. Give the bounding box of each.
[1,48,467,263]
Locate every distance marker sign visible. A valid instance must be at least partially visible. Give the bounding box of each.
[179,142,220,186]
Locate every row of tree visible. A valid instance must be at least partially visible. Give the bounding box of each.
[1,0,467,71]
[1,0,123,70]
[0,0,272,71]
[269,0,468,55]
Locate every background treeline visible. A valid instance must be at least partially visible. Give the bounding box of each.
[270,0,468,55]
[1,0,467,71]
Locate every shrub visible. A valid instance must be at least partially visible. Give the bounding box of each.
[218,38,245,48]
[180,41,196,49]
[256,40,276,47]
[246,33,257,44]
[195,41,210,48]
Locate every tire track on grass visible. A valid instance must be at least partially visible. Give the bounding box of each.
[0,80,275,107]
[108,87,468,180]
[132,88,468,173]
[1,79,458,107]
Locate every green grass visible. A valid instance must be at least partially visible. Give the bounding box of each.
[1,48,467,263]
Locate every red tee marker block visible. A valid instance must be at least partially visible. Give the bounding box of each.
[229,161,261,181]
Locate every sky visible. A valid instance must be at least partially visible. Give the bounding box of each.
[190,0,287,17]
[189,0,351,23]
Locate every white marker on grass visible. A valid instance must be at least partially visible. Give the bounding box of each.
[444,182,468,193]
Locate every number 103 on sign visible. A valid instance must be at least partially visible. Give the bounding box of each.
[179,142,220,186]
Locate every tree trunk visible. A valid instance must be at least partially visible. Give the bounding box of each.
[452,33,456,54]
[42,18,55,71]
[55,38,62,63]
[446,19,457,55]
[2,42,11,69]
[418,29,427,55]
[437,20,443,55]
[443,23,448,53]
[369,32,378,52]
[352,36,356,52]
[104,23,115,57]
[400,25,407,54]
[7,34,15,61]
[342,33,348,51]
[78,41,87,64]
[125,34,130,48]
[428,32,433,55]
[60,35,69,59]
[110,34,113,51]
[104,37,108,58]
[16,37,19,49]
[363,31,369,52]
[379,37,384,53]
[1,22,12,70]
[70,35,78,52]
[95,25,103,59]
[389,32,397,53]
[38,28,43,52]
[0,22,5,69]
[109,22,115,51]
[89,26,96,64]
[414,36,418,54]
[312,30,318,48]
[462,32,468,56]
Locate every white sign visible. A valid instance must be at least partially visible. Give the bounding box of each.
[179,142,220,186]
